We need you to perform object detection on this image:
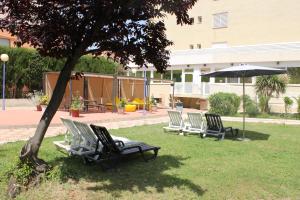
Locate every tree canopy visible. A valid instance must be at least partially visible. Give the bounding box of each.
[1,0,197,72]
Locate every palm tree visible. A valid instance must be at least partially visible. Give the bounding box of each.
[255,75,288,113]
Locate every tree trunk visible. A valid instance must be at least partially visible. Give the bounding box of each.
[20,53,82,172]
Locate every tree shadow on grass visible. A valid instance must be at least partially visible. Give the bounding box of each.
[237,130,270,141]
[199,130,270,141]
[49,154,206,198]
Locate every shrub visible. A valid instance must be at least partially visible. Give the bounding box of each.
[294,96,300,119]
[208,92,241,116]
[241,94,253,107]
[6,160,34,186]
[245,103,259,117]
[284,96,293,115]
[242,95,259,117]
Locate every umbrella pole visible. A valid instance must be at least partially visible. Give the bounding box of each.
[242,76,245,139]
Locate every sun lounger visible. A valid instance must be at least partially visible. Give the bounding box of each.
[53,118,134,158]
[183,112,206,135]
[163,110,185,133]
[88,124,160,166]
[53,118,96,156]
[204,113,239,140]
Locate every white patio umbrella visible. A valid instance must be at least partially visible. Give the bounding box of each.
[202,64,286,141]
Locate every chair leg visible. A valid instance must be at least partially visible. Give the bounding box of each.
[229,127,234,137]
[140,151,147,162]
[142,149,159,162]
[235,129,239,137]
[219,133,225,140]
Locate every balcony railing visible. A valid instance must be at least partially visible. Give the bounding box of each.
[174,82,210,96]
[174,82,256,97]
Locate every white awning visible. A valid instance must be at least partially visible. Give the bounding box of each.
[170,42,300,67]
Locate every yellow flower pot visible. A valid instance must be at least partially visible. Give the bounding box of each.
[125,104,137,112]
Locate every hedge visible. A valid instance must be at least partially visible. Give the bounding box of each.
[0,46,118,97]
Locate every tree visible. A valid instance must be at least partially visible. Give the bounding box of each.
[0,0,197,170]
[255,75,287,113]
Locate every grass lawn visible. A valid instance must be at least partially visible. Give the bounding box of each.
[0,122,300,199]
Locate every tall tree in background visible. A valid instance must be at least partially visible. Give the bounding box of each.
[0,0,197,170]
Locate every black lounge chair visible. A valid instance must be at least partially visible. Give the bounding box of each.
[204,113,239,140]
[88,124,160,166]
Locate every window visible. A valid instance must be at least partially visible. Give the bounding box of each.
[197,44,201,49]
[0,38,10,47]
[227,77,238,83]
[173,70,182,82]
[243,77,252,83]
[212,42,228,48]
[154,71,162,79]
[189,44,194,49]
[213,12,228,28]
[185,74,193,82]
[135,71,144,78]
[197,16,202,24]
[190,17,195,25]
[215,77,226,83]
[163,71,172,80]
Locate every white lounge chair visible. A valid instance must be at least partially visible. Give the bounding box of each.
[53,118,96,156]
[183,112,206,136]
[163,110,185,133]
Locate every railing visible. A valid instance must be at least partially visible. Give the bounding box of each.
[174,82,210,96]
[174,82,258,97]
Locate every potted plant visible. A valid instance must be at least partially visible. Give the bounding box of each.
[118,98,127,114]
[175,100,183,112]
[150,95,158,112]
[39,94,49,110]
[32,91,49,111]
[70,95,83,117]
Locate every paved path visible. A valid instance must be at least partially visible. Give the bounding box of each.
[0,107,299,144]
[0,108,171,144]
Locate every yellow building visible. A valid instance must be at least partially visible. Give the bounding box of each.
[132,0,300,112]
[164,0,300,50]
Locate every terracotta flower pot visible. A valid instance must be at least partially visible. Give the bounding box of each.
[71,109,80,117]
[36,105,42,111]
[152,105,158,112]
[118,107,125,114]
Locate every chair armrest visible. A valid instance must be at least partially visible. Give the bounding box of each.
[121,145,142,152]
[114,140,125,147]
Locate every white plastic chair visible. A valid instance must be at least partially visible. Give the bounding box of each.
[163,110,185,133]
[183,112,206,136]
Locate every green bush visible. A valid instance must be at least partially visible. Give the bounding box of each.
[294,96,300,119]
[208,92,241,116]
[6,160,34,185]
[246,103,259,117]
[284,96,293,115]
[241,95,259,117]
